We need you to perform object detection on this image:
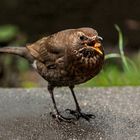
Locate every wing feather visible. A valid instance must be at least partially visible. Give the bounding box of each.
[26,36,64,63]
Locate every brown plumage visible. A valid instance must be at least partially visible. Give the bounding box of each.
[0,27,104,122]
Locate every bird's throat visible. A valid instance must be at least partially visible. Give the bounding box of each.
[71,48,103,70]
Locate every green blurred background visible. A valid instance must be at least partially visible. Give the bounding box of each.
[0,0,140,87]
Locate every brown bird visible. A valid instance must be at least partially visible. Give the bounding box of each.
[0,27,104,122]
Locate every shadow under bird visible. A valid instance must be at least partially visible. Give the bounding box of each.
[0,27,104,122]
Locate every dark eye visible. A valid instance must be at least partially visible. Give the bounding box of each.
[80,35,87,40]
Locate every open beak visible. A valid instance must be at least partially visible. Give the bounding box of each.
[93,43,103,55]
[84,35,103,55]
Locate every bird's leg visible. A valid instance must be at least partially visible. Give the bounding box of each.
[48,85,59,114]
[70,86,81,112]
[48,85,75,122]
[66,86,95,121]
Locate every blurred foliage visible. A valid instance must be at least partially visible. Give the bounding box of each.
[0,25,19,42]
[21,81,38,88]
[0,24,28,46]
[105,25,130,71]
[0,24,30,87]
[17,58,29,72]
[84,63,140,86]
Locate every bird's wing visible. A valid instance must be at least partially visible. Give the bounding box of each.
[26,36,64,63]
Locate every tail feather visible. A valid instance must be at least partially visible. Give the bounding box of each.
[0,47,34,62]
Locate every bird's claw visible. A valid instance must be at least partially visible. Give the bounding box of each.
[65,109,95,121]
[50,112,76,123]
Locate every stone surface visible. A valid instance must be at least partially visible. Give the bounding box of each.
[0,87,140,140]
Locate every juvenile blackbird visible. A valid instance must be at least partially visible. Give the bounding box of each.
[0,27,104,122]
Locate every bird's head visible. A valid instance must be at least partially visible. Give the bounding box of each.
[70,27,104,58]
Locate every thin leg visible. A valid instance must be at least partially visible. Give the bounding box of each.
[69,85,81,112]
[65,85,95,121]
[48,85,59,114]
[48,84,75,122]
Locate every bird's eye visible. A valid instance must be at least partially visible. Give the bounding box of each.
[80,35,86,40]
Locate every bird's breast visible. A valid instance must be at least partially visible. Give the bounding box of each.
[66,53,104,84]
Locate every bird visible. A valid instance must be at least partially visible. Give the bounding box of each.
[0,27,104,122]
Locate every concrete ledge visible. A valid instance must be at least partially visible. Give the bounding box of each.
[0,87,140,140]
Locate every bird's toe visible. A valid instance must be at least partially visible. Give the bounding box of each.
[50,112,76,123]
[65,109,95,121]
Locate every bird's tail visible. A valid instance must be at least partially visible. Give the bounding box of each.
[0,47,34,62]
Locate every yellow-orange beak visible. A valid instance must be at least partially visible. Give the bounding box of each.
[93,42,103,55]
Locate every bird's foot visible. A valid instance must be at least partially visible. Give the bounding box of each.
[50,112,76,123]
[65,109,95,121]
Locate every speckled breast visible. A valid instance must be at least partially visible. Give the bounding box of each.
[66,54,104,85]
